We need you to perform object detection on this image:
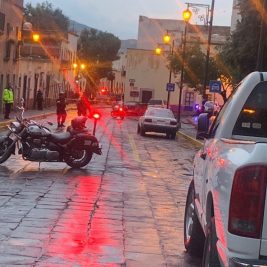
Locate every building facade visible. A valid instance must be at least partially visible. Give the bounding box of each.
[123,16,230,110]
[0,0,24,109]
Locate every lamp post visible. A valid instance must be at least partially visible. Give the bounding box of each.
[185,2,212,99]
[163,32,175,109]
[203,0,215,99]
[177,7,192,128]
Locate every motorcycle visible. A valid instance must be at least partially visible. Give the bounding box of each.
[111,105,126,120]
[0,105,102,168]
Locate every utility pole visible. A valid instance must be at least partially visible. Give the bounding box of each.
[202,0,215,99]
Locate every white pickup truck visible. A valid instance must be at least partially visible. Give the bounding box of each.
[184,72,267,267]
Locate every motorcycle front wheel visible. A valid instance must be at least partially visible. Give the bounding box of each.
[0,137,15,164]
[64,148,93,168]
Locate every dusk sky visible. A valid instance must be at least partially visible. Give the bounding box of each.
[25,0,234,39]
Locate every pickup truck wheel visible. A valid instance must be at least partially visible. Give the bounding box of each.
[184,181,205,257]
[202,217,220,267]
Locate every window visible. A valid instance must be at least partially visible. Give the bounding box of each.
[209,83,241,138]
[233,81,267,138]
[0,12,5,34]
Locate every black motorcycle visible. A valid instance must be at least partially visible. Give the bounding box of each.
[0,107,102,168]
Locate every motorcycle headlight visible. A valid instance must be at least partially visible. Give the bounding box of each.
[10,122,22,133]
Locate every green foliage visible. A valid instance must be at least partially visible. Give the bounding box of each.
[25,1,69,33]
[78,29,121,92]
[219,0,264,82]
[170,42,220,88]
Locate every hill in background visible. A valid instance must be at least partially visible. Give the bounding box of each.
[69,20,137,51]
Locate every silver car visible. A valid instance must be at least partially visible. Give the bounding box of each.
[137,107,178,139]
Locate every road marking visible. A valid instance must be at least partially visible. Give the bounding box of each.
[128,134,141,162]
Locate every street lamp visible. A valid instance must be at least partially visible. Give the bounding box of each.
[185,1,215,98]
[177,7,192,128]
[32,33,40,42]
[163,32,175,109]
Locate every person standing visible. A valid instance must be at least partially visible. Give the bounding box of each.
[36,89,43,110]
[56,92,67,128]
[3,84,14,119]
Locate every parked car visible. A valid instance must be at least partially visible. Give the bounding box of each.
[147,99,167,108]
[124,101,140,116]
[137,107,178,139]
[124,101,147,116]
[184,71,267,266]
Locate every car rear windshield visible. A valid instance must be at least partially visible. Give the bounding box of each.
[146,108,174,118]
[233,81,267,138]
[148,100,162,105]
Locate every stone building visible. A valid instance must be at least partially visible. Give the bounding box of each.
[17,31,79,109]
[0,0,24,109]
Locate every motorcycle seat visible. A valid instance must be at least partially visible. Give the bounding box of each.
[50,132,72,144]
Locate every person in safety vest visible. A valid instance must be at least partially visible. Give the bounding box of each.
[3,84,14,119]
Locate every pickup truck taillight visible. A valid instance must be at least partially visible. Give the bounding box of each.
[229,165,267,238]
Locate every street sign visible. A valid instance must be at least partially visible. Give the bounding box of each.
[209,80,222,93]
[166,83,175,92]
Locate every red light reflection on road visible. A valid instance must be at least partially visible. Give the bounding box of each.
[41,176,123,266]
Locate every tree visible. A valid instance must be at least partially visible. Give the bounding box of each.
[24,1,69,33]
[220,0,267,82]
[170,42,220,89]
[77,29,121,93]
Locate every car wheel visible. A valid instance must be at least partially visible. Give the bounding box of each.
[140,127,146,136]
[184,181,205,257]
[137,124,140,134]
[202,217,221,267]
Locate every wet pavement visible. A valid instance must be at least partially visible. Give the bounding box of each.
[0,108,202,266]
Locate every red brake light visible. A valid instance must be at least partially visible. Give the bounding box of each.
[93,113,101,120]
[228,165,267,238]
[119,107,123,112]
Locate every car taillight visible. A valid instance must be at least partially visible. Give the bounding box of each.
[228,165,267,238]
[170,121,177,125]
[119,107,123,111]
[144,118,152,122]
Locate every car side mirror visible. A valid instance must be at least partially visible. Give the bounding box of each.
[196,113,210,140]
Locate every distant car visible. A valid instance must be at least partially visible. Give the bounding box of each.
[124,101,143,116]
[137,107,178,139]
[147,99,167,108]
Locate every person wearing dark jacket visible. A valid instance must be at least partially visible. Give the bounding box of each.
[56,92,67,128]
[36,89,43,110]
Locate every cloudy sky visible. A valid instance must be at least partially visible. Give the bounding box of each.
[25,0,234,39]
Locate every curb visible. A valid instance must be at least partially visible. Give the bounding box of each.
[0,106,76,131]
[177,130,203,147]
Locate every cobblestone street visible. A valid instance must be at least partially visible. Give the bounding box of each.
[0,109,201,266]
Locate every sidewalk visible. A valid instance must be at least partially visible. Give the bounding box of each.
[0,104,76,130]
[178,115,203,147]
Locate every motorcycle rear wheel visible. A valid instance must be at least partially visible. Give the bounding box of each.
[0,138,14,164]
[64,148,93,168]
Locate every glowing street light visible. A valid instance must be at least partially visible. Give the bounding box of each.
[73,63,78,69]
[155,47,162,55]
[182,9,192,22]
[81,64,86,70]
[32,33,40,42]
[163,34,171,44]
